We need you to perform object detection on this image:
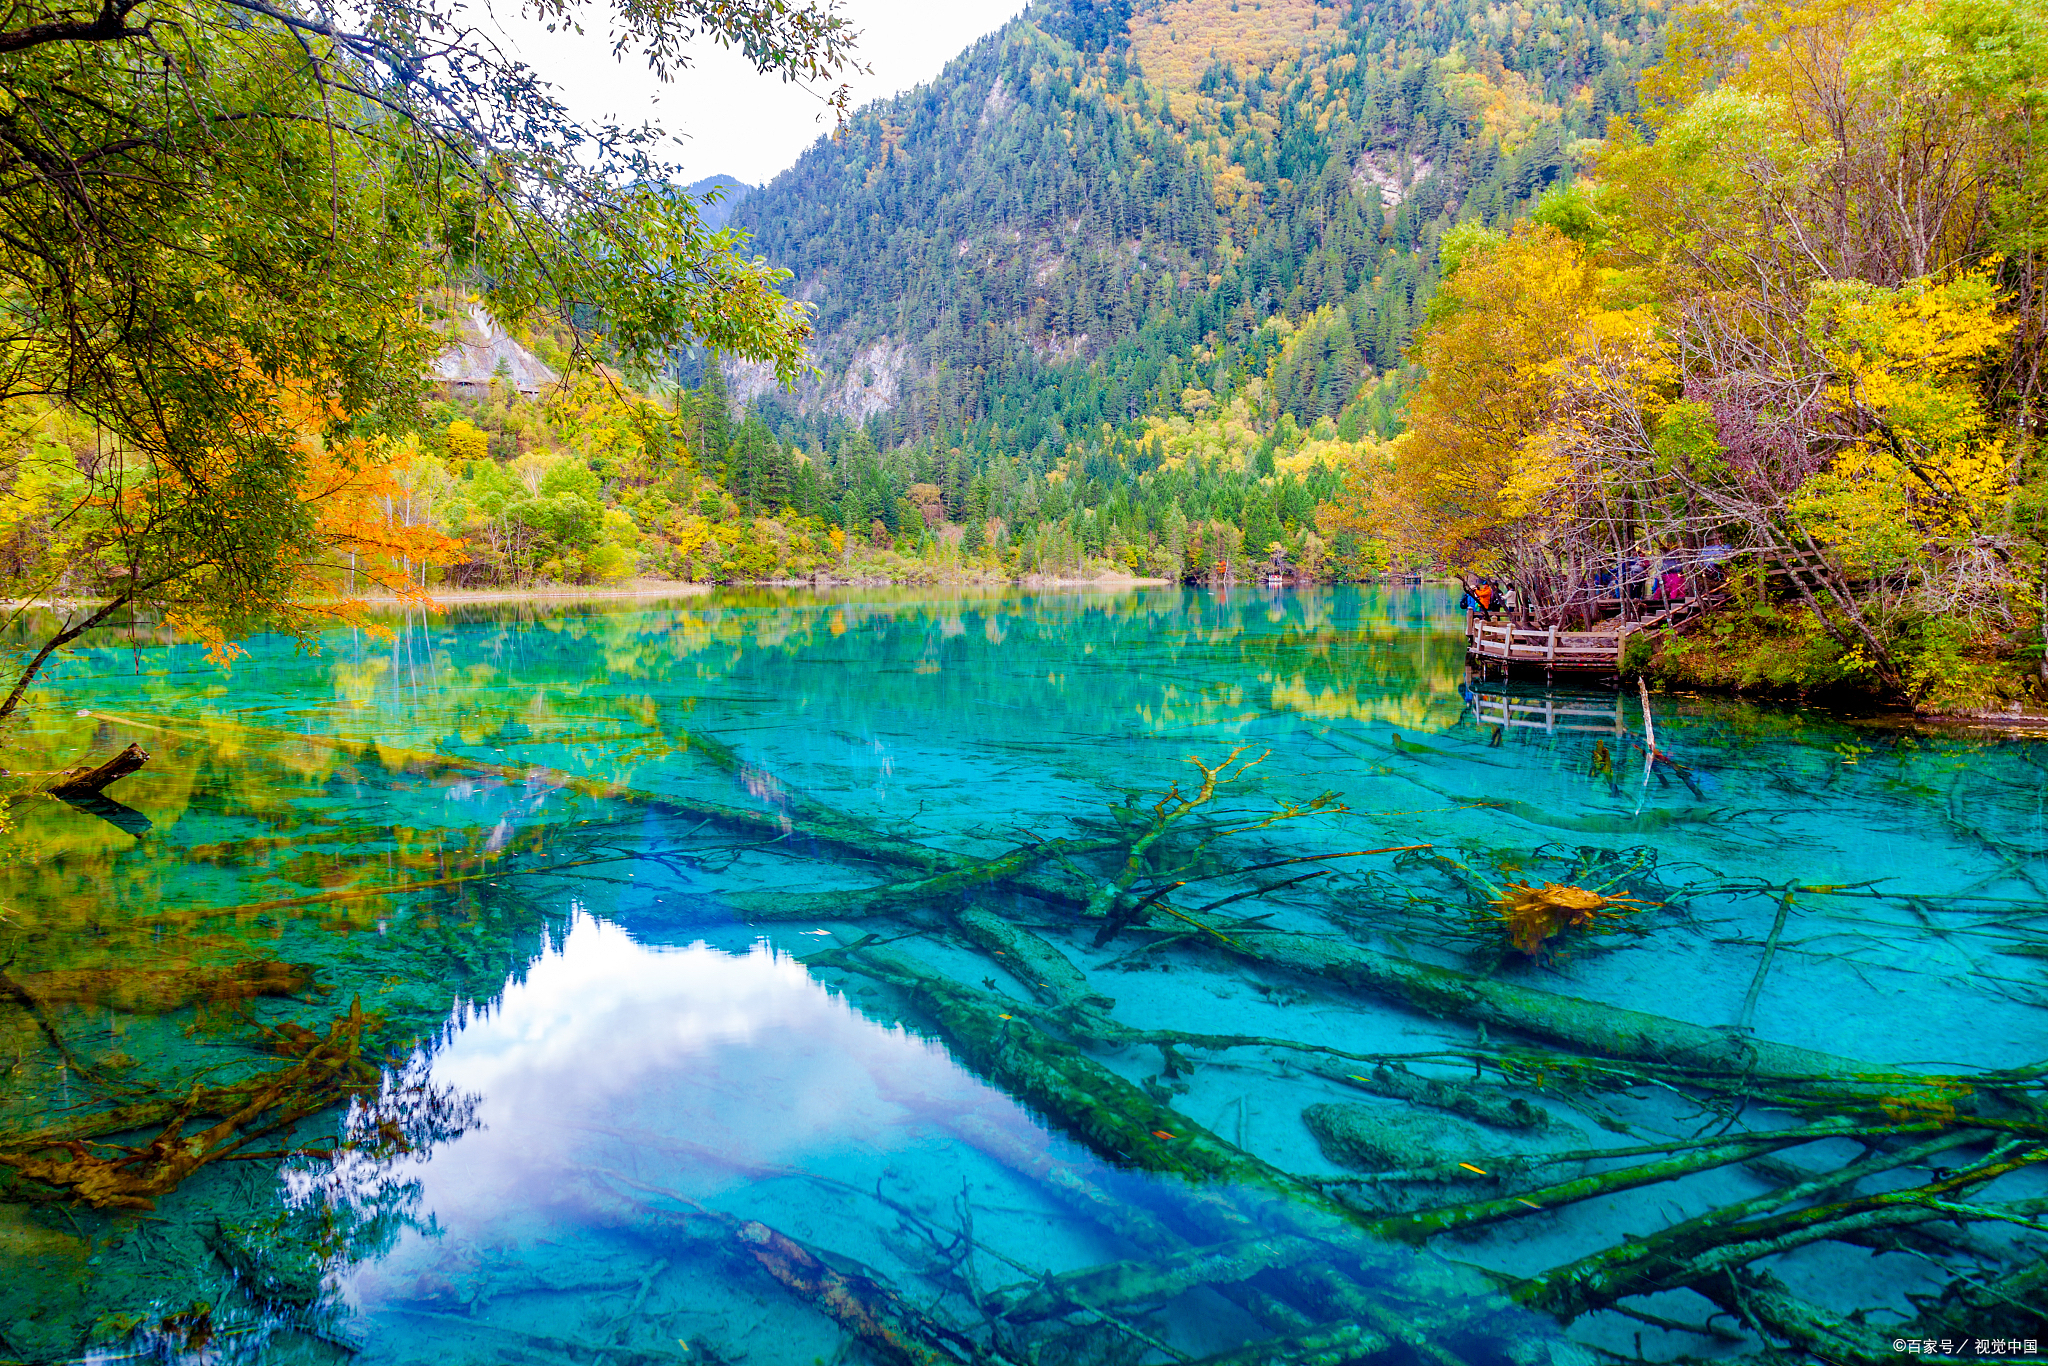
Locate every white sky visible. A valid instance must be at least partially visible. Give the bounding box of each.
[481,0,1031,184]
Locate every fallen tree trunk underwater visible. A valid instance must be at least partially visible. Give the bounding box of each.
[749,744,2043,1364]
[21,711,2036,1366]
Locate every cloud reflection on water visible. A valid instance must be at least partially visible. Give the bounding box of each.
[335,914,1012,1319]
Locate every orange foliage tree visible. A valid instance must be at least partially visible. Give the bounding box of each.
[1,376,460,718]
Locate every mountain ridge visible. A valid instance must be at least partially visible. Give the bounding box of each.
[724,0,1664,455]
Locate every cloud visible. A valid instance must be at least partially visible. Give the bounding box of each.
[480,0,1030,183]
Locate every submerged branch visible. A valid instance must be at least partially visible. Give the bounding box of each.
[0,999,383,1209]
[1523,1134,2040,1319]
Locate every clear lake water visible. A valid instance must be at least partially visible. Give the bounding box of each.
[0,585,2041,1365]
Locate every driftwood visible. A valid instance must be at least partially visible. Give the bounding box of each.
[46,743,149,797]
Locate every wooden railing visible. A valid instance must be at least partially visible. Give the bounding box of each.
[1467,616,1626,669]
[1470,690,1628,735]
[1465,589,1727,672]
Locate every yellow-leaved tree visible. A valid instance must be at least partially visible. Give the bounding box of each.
[1792,271,2016,579]
[1391,222,1601,573]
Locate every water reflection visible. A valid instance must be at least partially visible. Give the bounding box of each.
[348,916,995,1219]
[321,916,1284,1363]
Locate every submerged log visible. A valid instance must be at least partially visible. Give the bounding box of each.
[1909,1255,2048,1339]
[46,743,149,797]
[0,999,382,1209]
[602,1171,1006,1366]
[1290,1057,1558,1132]
[728,838,1121,921]
[1218,928,1879,1082]
[1520,1132,2021,1320]
[993,1234,1327,1323]
[955,907,1112,1012]
[1361,1120,1963,1244]
[1303,1102,1494,1176]
[1186,1322,1391,1366]
[812,942,1559,1363]
[1691,1269,1898,1366]
[946,1110,1322,1338]
[731,1218,997,1366]
[810,942,1280,1190]
[0,960,318,1015]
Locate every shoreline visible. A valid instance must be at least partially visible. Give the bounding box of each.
[2,572,1183,620]
[10,581,2043,732]
[4,570,1453,620]
[1903,706,2048,735]
[349,579,713,607]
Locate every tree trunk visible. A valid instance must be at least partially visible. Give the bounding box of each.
[47,743,150,796]
[0,593,132,721]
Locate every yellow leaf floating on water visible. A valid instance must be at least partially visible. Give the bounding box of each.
[1491,881,1657,957]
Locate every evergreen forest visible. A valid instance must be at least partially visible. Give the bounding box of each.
[380,0,1672,595]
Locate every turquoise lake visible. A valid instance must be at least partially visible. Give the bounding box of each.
[0,585,2041,1365]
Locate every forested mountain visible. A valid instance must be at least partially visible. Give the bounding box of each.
[299,0,1684,597]
[728,0,1663,455]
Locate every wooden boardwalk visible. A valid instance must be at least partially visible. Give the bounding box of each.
[1466,616,1627,673]
[1465,596,1719,677]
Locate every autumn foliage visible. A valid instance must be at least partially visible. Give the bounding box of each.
[1,371,462,712]
[1356,0,2048,705]
[1491,880,1655,958]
